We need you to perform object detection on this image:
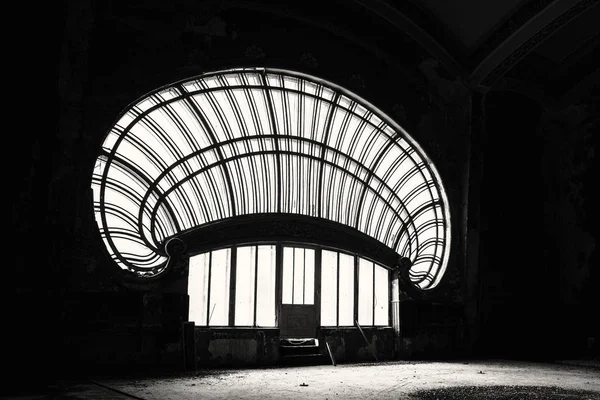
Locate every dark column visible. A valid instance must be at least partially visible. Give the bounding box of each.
[478,90,544,358]
[464,91,486,355]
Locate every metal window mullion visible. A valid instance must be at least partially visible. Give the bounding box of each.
[220,78,251,215]
[315,247,322,329]
[253,245,259,327]
[291,247,295,305]
[229,246,237,327]
[144,133,411,223]
[150,149,413,250]
[203,90,240,217]
[182,112,226,220]
[354,254,359,328]
[317,93,340,218]
[160,100,206,226]
[372,262,376,326]
[239,76,263,212]
[260,73,282,213]
[275,243,283,327]
[388,268,392,326]
[336,252,340,327]
[206,251,212,326]
[298,80,306,214]
[105,153,179,252]
[139,115,198,226]
[353,122,393,231]
[182,93,237,217]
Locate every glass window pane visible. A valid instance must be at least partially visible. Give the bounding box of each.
[320,250,337,326]
[256,245,276,327]
[293,248,305,304]
[209,248,231,326]
[235,246,255,326]
[374,264,389,326]
[304,249,315,305]
[338,253,354,326]
[282,247,293,304]
[358,258,374,326]
[188,252,210,326]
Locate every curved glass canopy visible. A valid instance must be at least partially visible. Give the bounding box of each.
[91,67,451,289]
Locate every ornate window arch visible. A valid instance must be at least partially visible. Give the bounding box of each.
[91,67,451,290]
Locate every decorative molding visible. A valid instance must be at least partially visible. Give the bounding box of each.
[472,0,594,87]
[353,0,464,78]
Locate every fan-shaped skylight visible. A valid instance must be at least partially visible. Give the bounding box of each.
[91,67,451,289]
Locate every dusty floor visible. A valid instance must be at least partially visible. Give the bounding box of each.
[98,360,600,400]
[6,360,599,399]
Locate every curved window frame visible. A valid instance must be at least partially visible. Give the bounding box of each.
[91,67,451,290]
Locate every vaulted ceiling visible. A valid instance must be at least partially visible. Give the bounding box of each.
[88,0,598,107]
[355,0,599,103]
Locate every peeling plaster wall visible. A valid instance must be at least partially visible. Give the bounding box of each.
[195,329,280,367]
[398,301,467,359]
[191,328,395,366]
[320,328,395,363]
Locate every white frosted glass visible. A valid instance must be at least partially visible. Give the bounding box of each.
[374,264,389,326]
[282,247,293,304]
[358,258,374,326]
[293,248,305,304]
[209,248,231,326]
[338,253,355,326]
[188,252,210,326]
[256,245,276,326]
[304,249,315,305]
[235,246,255,326]
[321,250,338,326]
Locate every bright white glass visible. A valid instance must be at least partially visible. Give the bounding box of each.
[374,264,389,326]
[304,249,315,305]
[293,248,305,304]
[321,250,338,326]
[256,245,276,326]
[358,258,374,326]
[209,248,231,325]
[188,252,210,326]
[235,246,256,326]
[338,253,355,326]
[282,247,294,304]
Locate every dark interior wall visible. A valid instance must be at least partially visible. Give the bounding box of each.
[478,90,545,358]
[478,89,598,359]
[192,327,395,367]
[13,0,476,385]
[11,1,595,390]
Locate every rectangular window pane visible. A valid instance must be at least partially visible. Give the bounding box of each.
[374,264,389,326]
[293,248,305,304]
[209,248,231,326]
[282,247,293,304]
[304,249,315,305]
[338,253,354,326]
[235,246,256,326]
[256,245,276,327]
[358,258,374,326]
[320,250,337,326]
[188,252,209,326]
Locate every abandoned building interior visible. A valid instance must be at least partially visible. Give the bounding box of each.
[8,0,599,397]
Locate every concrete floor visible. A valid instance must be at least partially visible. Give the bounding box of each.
[102,360,599,400]
[6,360,599,399]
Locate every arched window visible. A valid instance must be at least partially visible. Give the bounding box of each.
[91,68,451,290]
